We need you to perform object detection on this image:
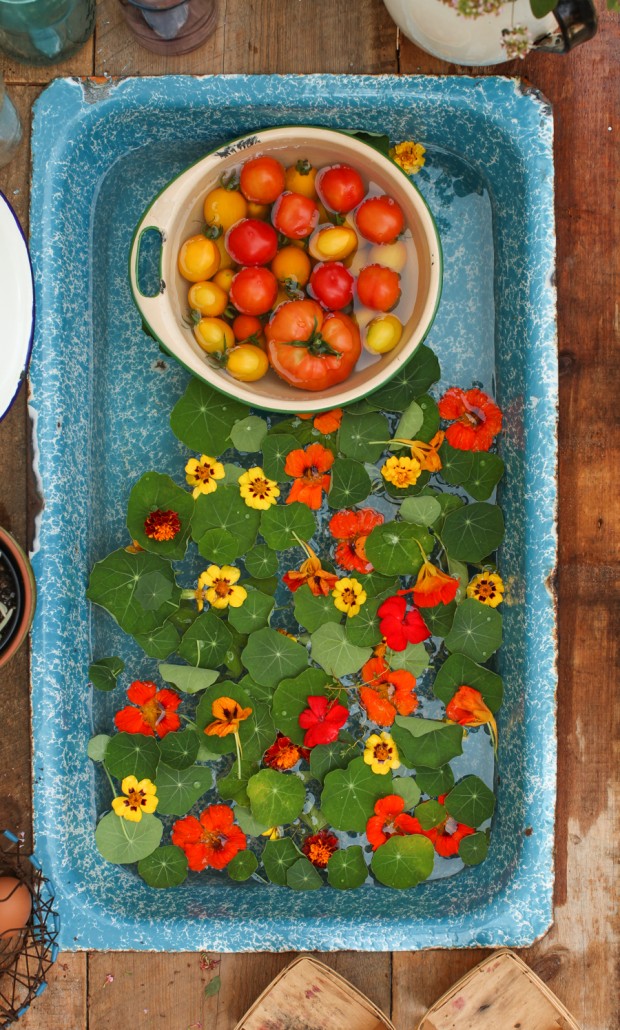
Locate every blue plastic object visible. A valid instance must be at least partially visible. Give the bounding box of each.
[28,75,557,952]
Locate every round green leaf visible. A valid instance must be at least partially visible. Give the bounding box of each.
[87,548,181,636]
[246,769,306,827]
[328,458,371,508]
[158,664,219,694]
[391,717,464,770]
[442,502,505,563]
[286,856,323,891]
[360,573,398,597]
[95,812,163,865]
[178,610,233,668]
[228,588,274,634]
[245,574,279,596]
[459,830,490,866]
[138,845,188,888]
[87,734,110,762]
[309,741,351,781]
[195,680,255,755]
[155,762,212,816]
[293,584,341,633]
[234,806,270,836]
[444,775,496,827]
[244,544,279,579]
[321,757,387,832]
[157,728,200,769]
[134,621,180,660]
[444,599,503,663]
[433,652,504,713]
[259,502,316,550]
[196,527,238,565]
[217,759,258,807]
[240,701,276,762]
[385,643,430,677]
[337,411,389,463]
[370,833,435,888]
[126,471,194,560]
[272,667,338,745]
[229,415,268,452]
[390,401,424,450]
[391,775,421,811]
[262,837,303,885]
[421,600,456,637]
[411,394,440,443]
[400,496,442,526]
[104,732,160,781]
[192,486,260,558]
[368,344,440,411]
[89,656,124,692]
[241,628,308,688]
[261,433,298,481]
[415,764,455,797]
[327,846,368,890]
[227,849,259,881]
[364,523,433,577]
[344,594,384,647]
[414,798,445,830]
[310,623,372,679]
[170,378,249,454]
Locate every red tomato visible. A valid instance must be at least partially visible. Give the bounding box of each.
[232,314,265,345]
[316,163,365,214]
[239,156,285,204]
[225,218,278,266]
[356,264,401,311]
[230,267,278,316]
[266,299,361,391]
[309,261,354,310]
[355,195,405,244]
[272,192,319,240]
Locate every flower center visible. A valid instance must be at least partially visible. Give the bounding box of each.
[274,745,300,770]
[141,698,164,729]
[444,817,458,836]
[374,743,391,761]
[307,842,333,867]
[214,578,231,597]
[250,477,271,498]
[144,508,181,541]
[125,789,146,810]
[341,588,357,606]
[201,829,225,850]
[195,463,215,481]
[475,579,496,599]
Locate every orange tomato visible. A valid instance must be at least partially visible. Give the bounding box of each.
[247,201,270,219]
[240,156,285,204]
[178,235,220,282]
[188,280,228,317]
[232,314,266,348]
[271,246,312,287]
[203,187,248,231]
[194,317,235,354]
[213,268,235,293]
[226,344,269,382]
[284,160,318,199]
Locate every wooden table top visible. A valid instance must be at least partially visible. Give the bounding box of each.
[0,2,617,1027]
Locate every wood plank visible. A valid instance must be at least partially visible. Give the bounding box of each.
[17,953,87,1030]
[2,38,93,85]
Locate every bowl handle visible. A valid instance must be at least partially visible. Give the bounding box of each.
[129,189,180,333]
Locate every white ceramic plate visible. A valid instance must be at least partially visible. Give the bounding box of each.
[0,192,34,421]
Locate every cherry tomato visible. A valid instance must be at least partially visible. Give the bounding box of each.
[365,314,403,354]
[316,163,365,214]
[229,266,278,316]
[188,280,228,317]
[266,299,361,392]
[178,235,220,282]
[272,192,319,240]
[309,225,358,262]
[213,268,235,293]
[285,160,318,199]
[232,314,266,348]
[357,264,401,311]
[355,195,405,244]
[240,156,285,204]
[226,344,269,382]
[309,262,354,310]
[225,218,278,266]
[203,187,248,231]
[369,240,408,272]
[194,317,234,354]
[271,245,311,288]
[214,233,234,270]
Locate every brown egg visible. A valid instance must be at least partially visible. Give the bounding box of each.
[0,877,32,939]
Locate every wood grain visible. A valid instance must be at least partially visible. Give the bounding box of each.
[16,954,87,1030]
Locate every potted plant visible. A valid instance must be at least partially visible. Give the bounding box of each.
[0,528,36,669]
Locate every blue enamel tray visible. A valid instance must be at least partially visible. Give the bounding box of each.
[28,75,557,952]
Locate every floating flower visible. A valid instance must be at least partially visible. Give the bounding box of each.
[438,387,502,452]
[172,804,246,871]
[143,508,181,542]
[199,564,247,609]
[302,830,338,868]
[114,680,181,739]
[238,467,280,510]
[466,572,504,607]
[332,577,367,618]
[413,561,459,608]
[377,595,431,651]
[423,795,475,858]
[446,686,497,751]
[381,454,422,489]
[124,539,144,553]
[389,140,426,175]
[366,794,424,851]
[363,732,400,775]
[359,656,418,727]
[260,825,281,841]
[204,696,252,739]
[185,454,225,499]
[285,443,334,509]
[263,733,310,770]
[283,545,338,596]
[328,508,384,575]
[408,432,445,472]
[298,695,348,748]
[297,408,343,434]
[111,776,158,823]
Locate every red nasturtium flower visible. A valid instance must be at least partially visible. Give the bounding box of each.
[446,686,497,751]
[297,408,343,435]
[143,508,181,542]
[263,733,310,770]
[302,830,338,868]
[424,795,475,858]
[114,680,181,739]
[377,595,431,651]
[366,795,424,851]
[282,545,338,596]
[172,804,246,871]
[298,695,348,748]
[412,561,460,608]
[438,387,502,452]
[329,508,384,575]
[284,443,334,509]
[359,656,418,726]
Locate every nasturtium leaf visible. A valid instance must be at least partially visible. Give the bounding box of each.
[138,845,188,888]
[364,522,433,577]
[448,558,468,604]
[321,757,388,832]
[89,656,124,692]
[338,411,389,463]
[293,584,341,633]
[195,680,255,754]
[217,759,259,807]
[309,741,351,781]
[328,458,371,508]
[464,453,505,501]
[204,976,221,998]
[244,544,279,579]
[236,672,273,704]
[301,806,328,832]
[444,599,503,663]
[262,837,303,885]
[459,830,490,866]
[444,775,496,828]
[286,856,323,891]
[134,621,180,660]
[371,833,435,888]
[241,701,277,762]
[87,548,181,635]
[246,769,306,827]
[260,502,316,550]
[227,849,259,881]
[344,594,384,647]
[95,812,163,865]
[261,433,298,481]
[400,495,442,527]
[157,728,200,770]
[155,762,212,816]
[87,734,110,762]
[158,664,219,694]
[391,775,422,811]
[412,394,440,443]
[241,628,308,688]
[385,643,430,677]
[392,717,464,770]
[530,0,557,19]
[310,623,372,679]
[368,345,440,411]
[433,652,504,713]
[383,468,431,500]
[420,601,456,637]
[269,417,314,443]
[415,764,455,797]
[244,575,279,596]
[414,798,445,830]
[192,486,260,558]
[390,401,424,450]
[126,471,194,560]
[272,667,338,745]
[229,415,268,452]
[195,739,221,762]
[221,463,244,484]
[178,610,233,669]
[438,442,476,487]
[170,377,249,454]
[104,732,160,781]
[234,806,270,836]
[361,572,399,598]
[228,588,274,634]
[442,502,505,563]
[327,845,368,890]
[196,527,239,565]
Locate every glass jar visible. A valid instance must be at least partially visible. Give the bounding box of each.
[119,0,218,56]
[0,0,96,65]
[0,74,22,170]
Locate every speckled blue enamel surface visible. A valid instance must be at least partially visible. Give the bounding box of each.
[28,75,557,952]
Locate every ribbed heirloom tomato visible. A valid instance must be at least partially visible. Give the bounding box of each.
[266,299,361,391]
[355,195,405,244]
[239,156,285,204]
[309,261,354,310]
[229,267,278,316]
[225,218,278,266]
[272,192,319,240]
[357,264,401,311]
[316,163,365,214]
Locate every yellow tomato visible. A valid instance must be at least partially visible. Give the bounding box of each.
[348,247,372,276]
[203,187,248,231]
[213,268,235,293]
[316,201,330,225]
[247,201,270,219]
[193,317,235,354]
[226,344,269,382]
[271,245,312,287]
[178,235,220,282]
[364,314,403,354]
[309,225,358,262]
[284,160,317,199]
[215,233,234,271]
[188,280,228,317]
[368,241,408,273]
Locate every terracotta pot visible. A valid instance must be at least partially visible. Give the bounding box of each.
[0,528,36,668]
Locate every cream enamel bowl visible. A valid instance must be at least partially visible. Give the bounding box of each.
[129,127,442,414]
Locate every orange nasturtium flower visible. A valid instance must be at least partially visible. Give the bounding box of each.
[381,454,422,489]
[366,794,424,851]
[238,466,280,510]
[389,431,445,473]
[111,776,158,823]
[283,542,338,597]
[185,454,225,499]
[389,140,426,175]
[438,387,503,452]
[284,442,334,509]
[446,686,498,751]
[114,680,181,739]
[466,572,504,607]
[328,507,384,575]
[143,508,181,542]
[412,561,460,608]
[204,696,253,739]
[359,656,418,727]
[297,408,343,435]
[172,804,246,871]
